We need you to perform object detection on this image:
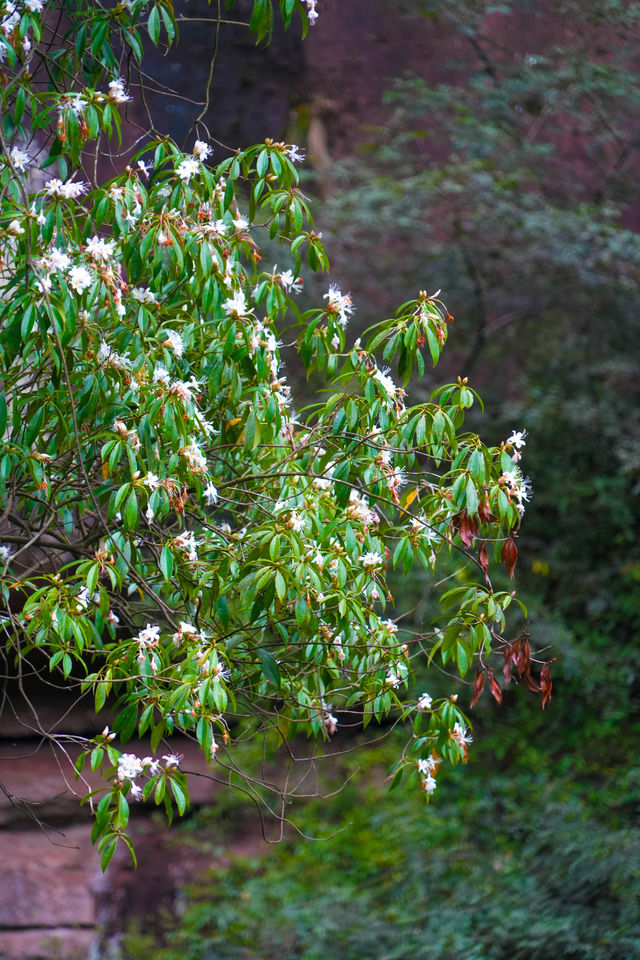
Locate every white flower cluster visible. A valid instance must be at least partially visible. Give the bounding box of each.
[108,78,131,104]
[135,623,161,665]
[2,1,44,38]
[85,235,115,260]
[115,752,182,801]
[9,146,31,172]
[162,329,184,357]
[417,692,432,711]
[305,0,319,24]
[451,722,472,752]
[346,489,377,527]
[417,755,438,795]
[324,284,353,328]
[499,429,532,517]
[173,530,200,563]
[277,267,303,294]
[45,178,88,199]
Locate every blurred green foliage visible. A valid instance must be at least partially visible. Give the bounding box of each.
[142,730,640,959]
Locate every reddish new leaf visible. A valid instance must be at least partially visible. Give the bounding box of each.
[487,667,502,704]
[516,634,530,676]
[456,511,478,547]
[540,663,553,709]
[478,541,490,584]
[524,669,541,693]
[469,669,485,708]
[503,644,513,687]
[500,535,518,579]
[478,498,496,524]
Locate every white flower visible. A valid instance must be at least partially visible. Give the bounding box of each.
[135,623,161,650]
[75,586,91,611]
[24,0,44,11]
[417,692,433,712]
[130,784,143,801]
[68,265,93,294]
[347,489,374,526]
[117,753,144,782]
[181,441,207,473]
[29,203,46,226]
[112,290,126,318]
[222,289,250,318]
[506,430,527,450]
[324,713,338,735]
[1,4,19,35]
[193,139,212,161]
[380,619,398,634]
[48,248,71,271]
[287,144,305,163]
[85,235,115,260]
[211,662,230,683]
[288,512,305,533]
[173,530,200,562]
[7,219,24,235]
[176,157,199,181]
[169,378,200,404]
[451,721,472,748]
[373,367,397,399]
[278,269,304,294]
[162,329,183,357]
[142,756,161,775]
[153,362,171,385]
[108,78,131,103]
[305,0,319,25]
[233,214,248,232]
[324,284,354,328]
[203,482,218,505]
[0,545,11,562]
[131,286,156,304]
[417,756,437,776]
[422,773,437,795]
[46,178,88,199]
[136,160,150,178]
[362,551,384,571]
[499,469,532,516]
[162,753,182,769]
[173,621,198,645]
[9,147,31,171]
[61,181,88,199]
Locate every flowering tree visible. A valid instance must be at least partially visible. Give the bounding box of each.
[0,0,549,869]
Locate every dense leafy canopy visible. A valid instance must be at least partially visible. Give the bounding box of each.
[0,0,550,869]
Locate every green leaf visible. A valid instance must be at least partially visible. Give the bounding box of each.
[465,477,479,517]
[170,778,188,815]
[275,570,286,601]
[100,839,117,872]
[257,647,281,688]
[147,5,160,44]
[160,545,173,581]
[123,490,139,530]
